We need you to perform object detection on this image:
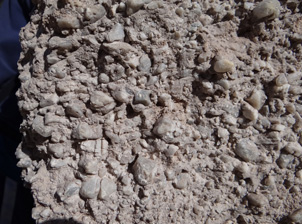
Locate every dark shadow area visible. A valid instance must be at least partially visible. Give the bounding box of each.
[41,219,82,224]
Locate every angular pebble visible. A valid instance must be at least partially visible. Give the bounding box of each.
[134,90,151,106]
[153,116,174,137]
[246,90,267,110]
[235,139,260,162]
[137,54,152,72]
[107,23,125,42]
[80,176,101,199]
[132,156,157,186]
[242,103,259,121]
[90,91,114,109]
[98,178,117,199]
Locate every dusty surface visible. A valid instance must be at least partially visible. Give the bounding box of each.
[16,0,302,223]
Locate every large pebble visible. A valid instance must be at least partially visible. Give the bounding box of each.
[174,173,190,189]
[126,0,145,16]
[90,91,114,108]
[284,142,302,157]
[72,123,103,140]
[246,90,267,110]
[137,54,152,72]
[107,23,125,42]
[80,176,101,199]
[247,193,268,207]
[32,116,53,138]
[242,102,259,121]
[57,16,80,29]
[90,91,116,113]
[277,154,294,169]
[235,139,260,162]
[252,0,280,21]
[153,116,174,137]
[85,5,106,23]
[48,144,64,158]
[289,208,302,223]
[133,156,157,186]
[98,178,117,199]
[134,90,151,106]
[214,58,234,73]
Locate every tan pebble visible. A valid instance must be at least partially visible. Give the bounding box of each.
[246,89,267,110]
[252,0,280,21]
[289,208,302,223]
[247,193,268,207]
[214,59,234,73]
[242,103,258,121]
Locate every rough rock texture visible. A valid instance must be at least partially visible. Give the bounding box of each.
[16,0,302,223]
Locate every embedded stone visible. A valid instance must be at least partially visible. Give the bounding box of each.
[132,156,157,186]
[80,176,101,199]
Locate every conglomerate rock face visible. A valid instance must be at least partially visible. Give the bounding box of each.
[16,0,302,223]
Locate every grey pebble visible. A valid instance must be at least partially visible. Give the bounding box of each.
[234,139,260,162]
[79,176,101,199]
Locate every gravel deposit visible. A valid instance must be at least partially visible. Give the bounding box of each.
[16,0,302,223]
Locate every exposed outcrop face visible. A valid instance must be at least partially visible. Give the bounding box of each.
[17,0,302,223]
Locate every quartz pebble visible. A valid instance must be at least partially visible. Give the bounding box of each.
[132,156,157,186]
[235,139,260,162]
